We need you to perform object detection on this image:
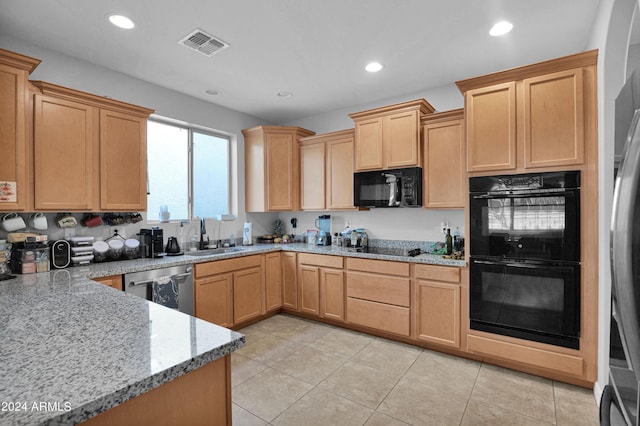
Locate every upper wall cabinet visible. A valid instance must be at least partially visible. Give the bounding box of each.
[299,129,356,211]
[0,49,40,211]
[349,99,435,171]
[31,82,154,211]
[243,126,315,212]
[456,50,597,173]
[422,109,465,209]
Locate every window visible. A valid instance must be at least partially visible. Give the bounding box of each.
[147,119,230,221]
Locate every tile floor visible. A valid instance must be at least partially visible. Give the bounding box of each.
[231,314,599,425]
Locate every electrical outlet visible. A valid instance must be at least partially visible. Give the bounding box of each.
[64,228,76,238]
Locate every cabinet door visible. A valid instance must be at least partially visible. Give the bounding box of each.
[415,279,460,348]
[0,63,28,210]
[233,266,263,324]
[423,118,465,208]
[385,110,420,168]
[34,94,96,210]
[282,252,298,310]
[326,136,355,210]
[100,109,147,211]
[320,267,344,321]
[195,273,233,328]
[465,82,516,172]
[266,132,298,211]
[300,141,326,210]
[298,264,320,316]
[264,252,283,312]
[523,68,585,168]
[354,117,383,171]
[94,275,123,291]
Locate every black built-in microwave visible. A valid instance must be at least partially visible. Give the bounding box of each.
[353,167,422,208]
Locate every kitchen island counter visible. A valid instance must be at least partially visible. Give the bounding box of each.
[0,272,244,425]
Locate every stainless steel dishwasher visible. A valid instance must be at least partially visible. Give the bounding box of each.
[124,264,194,315]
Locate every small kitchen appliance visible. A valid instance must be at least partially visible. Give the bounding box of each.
[139,228,165,258]
[315,215,331,245]
[165,237,182,255]
[353,167,422,208]
[50,240,71,269]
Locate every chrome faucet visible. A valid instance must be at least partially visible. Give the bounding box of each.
[199,218,208,250]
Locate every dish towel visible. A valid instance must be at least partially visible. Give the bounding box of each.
[151,276,179,310]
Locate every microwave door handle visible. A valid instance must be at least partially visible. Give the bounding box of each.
[473,259,554,269]
[383,173,399,206]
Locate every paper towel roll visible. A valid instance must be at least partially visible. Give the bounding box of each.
[243,222,252,245]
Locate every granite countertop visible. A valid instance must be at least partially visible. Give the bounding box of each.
[0,272,245,426]
[0,241,462,425]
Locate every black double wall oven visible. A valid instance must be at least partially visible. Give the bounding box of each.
[468,171,581,349]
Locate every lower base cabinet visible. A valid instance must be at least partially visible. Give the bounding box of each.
[81,355,231,426]
[414,264,461,348]
[194,255,263,328]
[264,252,283,312]
[93,275,123,291]
[282,252,298,310]
[297,253,345,321]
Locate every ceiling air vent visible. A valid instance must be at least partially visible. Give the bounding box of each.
[179,29,229,57]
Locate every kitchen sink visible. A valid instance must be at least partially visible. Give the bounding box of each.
[186,247,247,257]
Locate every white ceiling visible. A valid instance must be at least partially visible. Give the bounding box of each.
[0,0,602,123]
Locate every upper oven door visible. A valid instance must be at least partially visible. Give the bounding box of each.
[469,187,580,262]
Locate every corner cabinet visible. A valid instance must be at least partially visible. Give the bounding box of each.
[299,129,355,211]
[422,109,466,208]
[243,126,315,212]
[31,81,153,211]
[456,50,596,173]
[0,49,40,211]
[349,99,434,171]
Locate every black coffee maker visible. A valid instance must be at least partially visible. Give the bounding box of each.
[139,228,164,258]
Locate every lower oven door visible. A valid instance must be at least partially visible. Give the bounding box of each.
[470,257,580,349]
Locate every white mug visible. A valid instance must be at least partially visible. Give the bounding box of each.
[1,213,27,232]
[29,213,48,230]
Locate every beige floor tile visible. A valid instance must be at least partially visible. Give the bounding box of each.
[307,327,374,358]
[351,338,422,377]
[273,388,373,426]
[404,349,481,400]
[235,329,301,366]
[233,367,313,422]
[231,353,267,388]
[318,361,401,409]
[232,403,268,426]
[271,344,347,385]
[461,399,554,425]
[365,411,411,425]
[378,377,468,425]
[553,381,599,426]
[470,364,555,424]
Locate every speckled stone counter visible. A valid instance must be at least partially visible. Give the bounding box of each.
[0,272,245,426]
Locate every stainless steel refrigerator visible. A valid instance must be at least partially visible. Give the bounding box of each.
[606,69,640,425]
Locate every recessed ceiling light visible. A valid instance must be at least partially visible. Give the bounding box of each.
[277,91,294,98]
[108,14,135,30]
[205,89,219,96]
[489,21,513,36]
[365,62,383,73]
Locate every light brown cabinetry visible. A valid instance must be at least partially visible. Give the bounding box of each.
[346,257,411,336]
[31,81,153,211]
[299,129,355,211]
[243,126,315,212]
[94,275,123,291]
[414,264,461,348]
[282,252,298,310]
[0,49,40,211]
[422,109,466,208]
[264,252,283,312]
[349,99,434,171]
[297,253,345,321]
[456,50,596,173]
[194,255,263,327]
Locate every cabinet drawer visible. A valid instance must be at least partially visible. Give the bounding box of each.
[346,257,409,276]
[346,271,410,307]
[195,254,261,278]
[347,297,410,336]
[414,264,461,283]
[298,253,343,269]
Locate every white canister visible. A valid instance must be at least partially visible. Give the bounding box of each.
[107,239,124,259]
[93,241,109,262]
[124,238,140,259]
